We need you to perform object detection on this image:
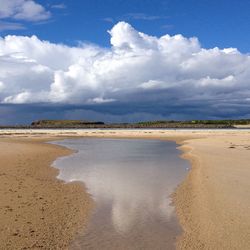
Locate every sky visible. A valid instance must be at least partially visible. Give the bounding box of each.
[0,0,250,124]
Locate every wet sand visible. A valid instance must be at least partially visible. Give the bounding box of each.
[0,129,250,249]
[0,137,92,250]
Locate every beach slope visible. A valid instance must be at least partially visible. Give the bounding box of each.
[174,134,250,249]
[0,137,92,249]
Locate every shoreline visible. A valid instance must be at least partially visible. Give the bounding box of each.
[173,140,202,249]
[173,135,250,249]
[0,129,250,249]
[0,137,93,249]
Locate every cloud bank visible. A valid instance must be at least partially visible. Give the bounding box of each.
[0,22,250,121]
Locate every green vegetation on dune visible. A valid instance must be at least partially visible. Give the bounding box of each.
[189,119,250,125]
[132,119,250,128]
[31,120,104,127]
[29,119,250,128]
[1,119,249,129]
[136,119,250,126]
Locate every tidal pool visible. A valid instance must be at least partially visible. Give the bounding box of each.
[52,138,189,250]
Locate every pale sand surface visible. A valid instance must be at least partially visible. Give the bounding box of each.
[0,129,250,249]
[0,137,92,250]
[233,124,250,128]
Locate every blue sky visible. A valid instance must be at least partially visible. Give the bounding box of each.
[0,0,250,124]
[2,0,250,52]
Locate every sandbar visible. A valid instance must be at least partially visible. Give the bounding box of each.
[0,129,250,249]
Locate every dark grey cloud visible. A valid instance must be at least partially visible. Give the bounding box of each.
[1,100,249,125]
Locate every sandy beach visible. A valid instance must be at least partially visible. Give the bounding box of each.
[0,129,250,249]
[0,137,92,250]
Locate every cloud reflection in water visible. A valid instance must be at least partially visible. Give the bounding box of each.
[53,138,189,249]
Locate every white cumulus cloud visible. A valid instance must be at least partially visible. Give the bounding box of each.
[0,0,51,21]
[0,21,250,118]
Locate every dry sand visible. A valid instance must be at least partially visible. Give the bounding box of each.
[0,129,250,249]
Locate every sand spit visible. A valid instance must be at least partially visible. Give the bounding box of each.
[174,135,250,249]
[0,129,250,249]
[0,137,92,250]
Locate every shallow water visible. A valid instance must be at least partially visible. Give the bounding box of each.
[52,138,189,250]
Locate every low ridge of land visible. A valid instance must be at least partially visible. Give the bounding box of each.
[31,119,104,128]
[1,119,250,129]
